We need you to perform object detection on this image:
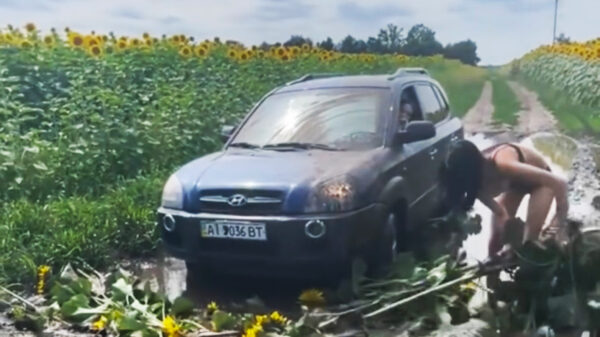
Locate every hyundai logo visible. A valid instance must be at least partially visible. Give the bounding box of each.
[227,194,247,207]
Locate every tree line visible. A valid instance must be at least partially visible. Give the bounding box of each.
[257,23,480,66]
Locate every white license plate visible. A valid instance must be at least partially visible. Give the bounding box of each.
[201,221,267,241]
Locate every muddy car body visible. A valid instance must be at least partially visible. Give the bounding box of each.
[157,68,463,278]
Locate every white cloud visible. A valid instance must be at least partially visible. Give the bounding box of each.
[0,0,598,64]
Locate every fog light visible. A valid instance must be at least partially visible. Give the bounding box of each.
[305,220,326,239]
[163,214,176,232]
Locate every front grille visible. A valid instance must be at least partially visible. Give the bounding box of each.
[198,189,284,214]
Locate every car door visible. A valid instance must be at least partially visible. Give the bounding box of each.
[415,82,463,215]
[392,83,440,229]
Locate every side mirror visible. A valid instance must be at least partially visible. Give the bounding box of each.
[220,125,235,143]
[394,121,436,145]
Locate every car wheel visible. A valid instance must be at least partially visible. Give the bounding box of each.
[185,261,213,285]
[370,212,398,277]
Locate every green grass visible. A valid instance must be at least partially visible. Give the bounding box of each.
[490,75,520,125]
[429,61,487,117]
[0,173,163,287]
[518,75,600,136]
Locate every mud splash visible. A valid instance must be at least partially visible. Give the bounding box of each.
[463,131,599,263]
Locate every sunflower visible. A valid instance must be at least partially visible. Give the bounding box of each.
[143,32,150,39]
[43,35,55,46]
[88,45,103,57]
[20,40,32,48]
[116,40,128,50]
[179,46,192,57]
[162,316,182,337]
[239,51,249,61]
[85,35,100,47]
[144,38,153,47]
[36,265,50,294]
[130,38,141,47]
[194,46,208,57]
[25,22,36,32]
[227,49,238,59]
[68,33,84,47]
[290,46,300,56]
[269,311,287,325]
[276,47,286,56]
[280,53,290,61]
[206,301,218,315]
[91,315,108,331]
[298,289,325,307]
[257,50,265,58]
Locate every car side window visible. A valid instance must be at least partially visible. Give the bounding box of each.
[432,85,450,118]
[398,86,423,129]
[414,84,445,124]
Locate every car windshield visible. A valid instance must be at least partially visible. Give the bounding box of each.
[230,88,390,150]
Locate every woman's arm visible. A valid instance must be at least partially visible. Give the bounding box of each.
[480,194,509,255]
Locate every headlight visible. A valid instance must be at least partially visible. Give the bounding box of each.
[305,176,357,212]
[161,174,184,209]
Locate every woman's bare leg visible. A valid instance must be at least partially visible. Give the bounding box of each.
[489,190,525,256]
[524,186,554,242]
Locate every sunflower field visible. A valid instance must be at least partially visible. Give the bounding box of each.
[514,38,600,133]
[0,23,486,286]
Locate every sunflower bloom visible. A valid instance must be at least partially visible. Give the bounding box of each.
[88,45,103,57]
[179,46,192,57]
[20,40,33,48]
[25,23,36,32]
[36,265,50,294]
[269,311,287,325]
[162,315,182,337]
[142,32,150,39]
[91,315,108,331]
[130,38,141,47]
[206,301,218,315]
[194,46,208,57]
[43,35,55,46]
[298,289,325,307]
[242,323,263,337]
[227,49,238,59]
[68,33,84,47]
[116,40,128,50]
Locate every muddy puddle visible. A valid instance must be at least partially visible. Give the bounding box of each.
[132,132,600,315]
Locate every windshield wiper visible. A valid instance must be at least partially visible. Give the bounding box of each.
[229,142,260,149]
[262,142,343,151]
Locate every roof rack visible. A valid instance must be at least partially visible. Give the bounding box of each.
[388,67,429,80]
[286,73,345,86]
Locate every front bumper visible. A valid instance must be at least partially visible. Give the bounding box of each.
[156,204,385,278]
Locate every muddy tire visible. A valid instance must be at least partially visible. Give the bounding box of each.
[185,261,213,285]
[369,212,398,277]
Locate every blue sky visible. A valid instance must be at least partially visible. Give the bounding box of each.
[1,0,598,64]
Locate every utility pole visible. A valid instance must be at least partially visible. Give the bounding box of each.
[553,0,558,43]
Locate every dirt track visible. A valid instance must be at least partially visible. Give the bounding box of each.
[463,80,557,137]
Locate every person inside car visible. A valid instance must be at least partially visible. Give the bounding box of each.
[439,140,569,259]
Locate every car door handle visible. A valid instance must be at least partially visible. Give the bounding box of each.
[429,148,438,157]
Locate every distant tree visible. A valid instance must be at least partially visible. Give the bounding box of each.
[317,37,335,51]
[366,36,386,54]
[443,40,480,65]
[284,35,313,47]
[556,33,571,44]
[259,42,272,50]
[377,24,404,53]
[339,35,357,53]
[338,35,367,53]
[401,24,443,56]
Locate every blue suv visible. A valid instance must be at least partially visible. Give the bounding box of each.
[158,68,463,278]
